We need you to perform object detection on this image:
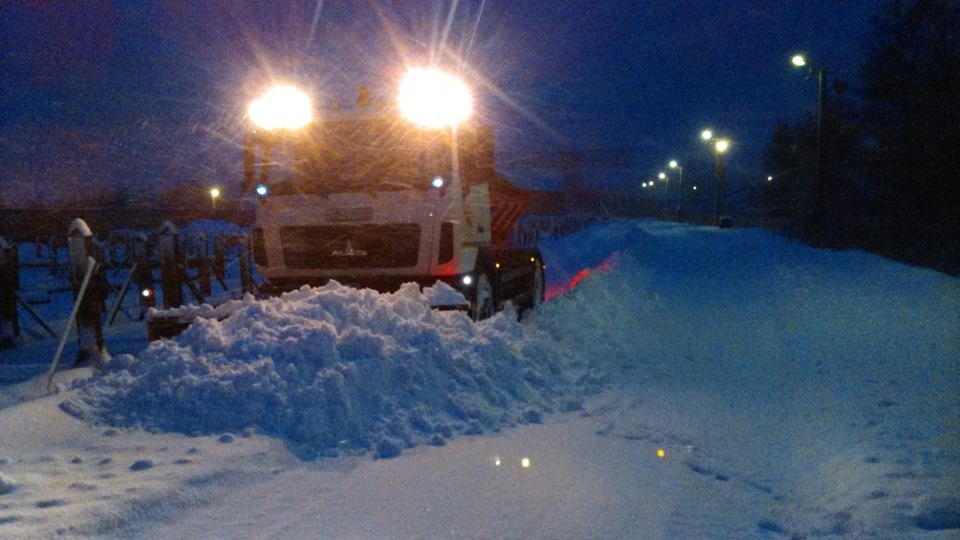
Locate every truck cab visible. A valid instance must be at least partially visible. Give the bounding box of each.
[243,74,542,318]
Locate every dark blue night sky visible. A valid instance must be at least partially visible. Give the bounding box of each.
[0,1,877,204]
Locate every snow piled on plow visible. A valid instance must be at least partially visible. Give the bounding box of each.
[63,282,597,459]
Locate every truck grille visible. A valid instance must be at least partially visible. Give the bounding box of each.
[280,224,420,269]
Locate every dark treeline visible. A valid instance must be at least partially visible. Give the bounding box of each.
[758,0,960,275]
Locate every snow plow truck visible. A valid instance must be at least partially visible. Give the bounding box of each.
[148,68,543,340]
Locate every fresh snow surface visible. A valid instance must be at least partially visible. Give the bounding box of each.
[1,219,958,539]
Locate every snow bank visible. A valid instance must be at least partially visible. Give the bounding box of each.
[6,218,959,538]
[65,282,596,459]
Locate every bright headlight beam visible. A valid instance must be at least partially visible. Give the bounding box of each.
[399,68,473,129]
[248,85,313,131]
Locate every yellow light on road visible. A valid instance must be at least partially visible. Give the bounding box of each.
[399,67,473,129]
[248,85,313,131]
[657,448,666,458]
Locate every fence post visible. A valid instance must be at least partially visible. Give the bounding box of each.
[239,233,253,295]
[93,239,108,313]
[132,232,155,316]
[213,235,226,284]
[68,218,106,368]
[158,221,183,309]
[197,233,211,297]
[48,235,59,275]
[0,237,19,349]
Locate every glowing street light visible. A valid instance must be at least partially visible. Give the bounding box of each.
[209,187,221,210]
[791,52,830,244]
[669,159,684,214]
[398,67,473,129]
[247,85,313,131]
[658,171,670,211]
[701,129,732,226]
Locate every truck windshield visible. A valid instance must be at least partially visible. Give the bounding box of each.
[272,114,453,195]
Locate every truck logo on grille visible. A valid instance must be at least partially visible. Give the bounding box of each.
[332,239,367,258]
[325,207,373,222]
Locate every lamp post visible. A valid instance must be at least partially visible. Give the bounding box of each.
[209,187,220,210]
[701,130,730,226]
[669,159,683,214]
[658,171,669,212]
[792,54,829,244]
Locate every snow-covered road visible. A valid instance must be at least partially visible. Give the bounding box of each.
[2,219,958,538]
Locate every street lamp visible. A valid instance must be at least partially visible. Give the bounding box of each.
[669,159,683,214]
[792,53,829,243]
[658,171,670,205]
[702,130,731,225]
[210,187,221,210]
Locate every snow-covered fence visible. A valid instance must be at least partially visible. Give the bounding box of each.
[511,214,602,248]
[130,232,155,314]
[0,236,18,349]
[4,219,255,350]
[158,221,185,309]
[157,224,256,309]
[67,219,107,368]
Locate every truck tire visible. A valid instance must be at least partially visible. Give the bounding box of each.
[472,272,496,321]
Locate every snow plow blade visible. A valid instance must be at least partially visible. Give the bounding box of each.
[146,312,196,341]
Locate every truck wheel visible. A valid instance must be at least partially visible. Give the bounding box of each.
[473,273,496,321]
